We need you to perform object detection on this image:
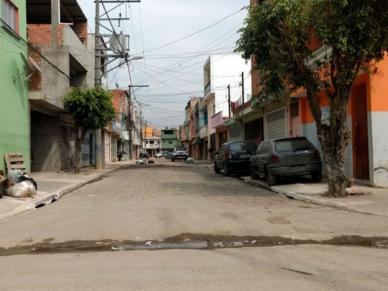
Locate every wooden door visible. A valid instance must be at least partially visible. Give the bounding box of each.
[352,84,369,180]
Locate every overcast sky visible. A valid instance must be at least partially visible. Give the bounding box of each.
[78,0,248,128]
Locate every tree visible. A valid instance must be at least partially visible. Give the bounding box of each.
[236,0,388,197]
[63,87,115,173]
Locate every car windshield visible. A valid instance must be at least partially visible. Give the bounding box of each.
[275,138,313,152]
[229,142,256,152]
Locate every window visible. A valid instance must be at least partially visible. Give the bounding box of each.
[229,142,256,153]
[275,138,312,153]
[1,0,18,34]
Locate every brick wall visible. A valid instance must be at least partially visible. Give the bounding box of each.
[28,48,42,91]
[27,24,65,47]
[110,90,127,119]
[73,22,88,46]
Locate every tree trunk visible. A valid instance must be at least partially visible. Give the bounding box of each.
[308,86,352,198]
[321,140,349,197]
[72,127,87,174]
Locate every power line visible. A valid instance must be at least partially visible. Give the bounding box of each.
[143,47,235,59]
[139,6,247,54]
[132,61,202,87]
[132,62,195,93]
[170,23,242,68]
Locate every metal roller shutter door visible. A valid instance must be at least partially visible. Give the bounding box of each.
[265,109,287,140]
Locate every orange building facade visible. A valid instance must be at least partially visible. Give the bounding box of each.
[298,57,388,186]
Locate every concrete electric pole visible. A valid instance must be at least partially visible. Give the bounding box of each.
[94,0,142,167]
[241,72,245,105]
[95,0,103,169]
[227,84,231,118]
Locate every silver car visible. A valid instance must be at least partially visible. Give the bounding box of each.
[250,137,323,185]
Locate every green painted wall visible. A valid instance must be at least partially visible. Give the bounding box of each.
[161,139,181,150]
[161,129,180,150]
[0,0,30,173]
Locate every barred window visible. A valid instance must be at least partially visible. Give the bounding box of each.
[1,0,18,33]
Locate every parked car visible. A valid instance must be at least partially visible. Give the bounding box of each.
[214,141,257,176]
[164,152,173,159]
[171,150,189,162]
[155,152,163,158]
[139,151,149,159]
[250,137,323,185]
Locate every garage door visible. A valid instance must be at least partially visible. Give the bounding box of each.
[265,109,287,140]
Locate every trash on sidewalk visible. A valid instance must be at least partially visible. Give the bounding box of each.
[136,159,146,165]
[3,153,38,198]
[6,170,38,198]
[186,157,194,164]
[135,159,156,165]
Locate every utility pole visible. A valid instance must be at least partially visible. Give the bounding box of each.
[94,0,142,167]
[95,0,103,169]
[241,72,245,105]
[128,85,148,159]
[51,0,59,49]
[227,84,231,118]
[139,107,144,151]
[127,86,133,160]
[143,121,147,141]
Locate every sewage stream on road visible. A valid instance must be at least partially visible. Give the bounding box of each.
[1,234,387,256]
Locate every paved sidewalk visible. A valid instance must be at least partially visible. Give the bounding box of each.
[0,162,134,221]
[271,182,388,217]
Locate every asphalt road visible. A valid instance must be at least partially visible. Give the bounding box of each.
[0,161,388,290]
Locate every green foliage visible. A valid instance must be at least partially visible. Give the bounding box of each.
[237,0,388,196]
[63,87,116,130]
[236,0,388,107]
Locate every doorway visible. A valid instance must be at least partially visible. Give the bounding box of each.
[351,84,370,180]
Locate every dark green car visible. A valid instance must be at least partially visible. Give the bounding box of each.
[250,137,323,185]
[214,141,257,176]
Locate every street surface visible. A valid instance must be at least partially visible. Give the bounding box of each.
[1,161,388,290]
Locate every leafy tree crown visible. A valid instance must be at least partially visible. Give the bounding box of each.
[236,0,388,102]
[63,87,116,130]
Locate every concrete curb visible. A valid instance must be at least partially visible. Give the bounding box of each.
[271,187,388,218]
[0,166,123,221]
[240,177,388,218]
[241,177,272,191]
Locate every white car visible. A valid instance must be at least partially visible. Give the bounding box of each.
[155,152,163,158]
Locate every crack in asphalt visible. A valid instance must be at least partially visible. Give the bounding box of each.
[1,234,388,256]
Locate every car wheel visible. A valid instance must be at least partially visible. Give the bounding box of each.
[266,168,276,186]
[214,162,220,174]
[311,171,322,182]
[250,169,259,180]
[223,163,230,176]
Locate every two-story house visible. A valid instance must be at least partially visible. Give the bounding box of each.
[27,0,95,171]
[161,128,180,152]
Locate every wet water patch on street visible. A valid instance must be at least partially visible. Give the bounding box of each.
[1,234,388,256]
